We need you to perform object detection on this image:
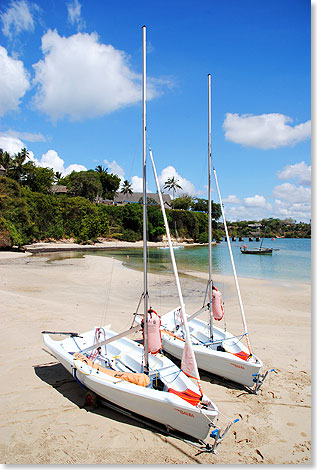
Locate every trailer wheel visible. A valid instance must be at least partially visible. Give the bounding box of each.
[85,391,98,410]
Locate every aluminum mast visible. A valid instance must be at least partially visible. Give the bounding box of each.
[208,74,213,340]
[142,25,149,374]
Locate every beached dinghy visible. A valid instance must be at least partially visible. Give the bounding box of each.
[42,28,230,449]
[151,76,268,392]
[43,327,218,441]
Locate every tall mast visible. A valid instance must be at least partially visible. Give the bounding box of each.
[208,74,213,340]
[142,25,149,374]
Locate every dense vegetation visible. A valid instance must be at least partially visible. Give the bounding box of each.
[0,176,221,247]
[0,148,311,248]
[223,219,311,239]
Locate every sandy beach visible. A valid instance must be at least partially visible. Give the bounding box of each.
[0,246,311,464]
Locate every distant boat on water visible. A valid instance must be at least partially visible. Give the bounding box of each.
[240,236,276,255]
[240,246,273,255]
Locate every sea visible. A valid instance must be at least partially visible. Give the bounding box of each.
[86,238,311,284]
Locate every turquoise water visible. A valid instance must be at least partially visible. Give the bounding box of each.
[88,238,311,284]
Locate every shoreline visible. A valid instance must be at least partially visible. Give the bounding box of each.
[20,239,212,254]
[5,239,309,286]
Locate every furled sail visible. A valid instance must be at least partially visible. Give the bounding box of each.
[149,149,202,393]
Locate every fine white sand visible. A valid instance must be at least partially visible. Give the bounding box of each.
[0,249,311,464]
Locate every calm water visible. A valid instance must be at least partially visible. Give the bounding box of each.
[87,238,311,284]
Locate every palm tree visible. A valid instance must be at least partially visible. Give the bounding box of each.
[95,165,107,173]
[164,176,182,209]
[11,148,30,181]
[121,179,133,195]
[0,149,12,175]
[55,171,62,183]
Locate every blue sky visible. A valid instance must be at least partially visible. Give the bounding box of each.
[0,0,311,222]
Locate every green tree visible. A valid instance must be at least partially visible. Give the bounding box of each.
[173,195,192,210]
[98,171,121,200]
[0,149,12,175]
[23,166,55,193]
[164,177,182,209]
[66,170,102,201]
[54,171,62,183]
[121,179,133,195]
[10,148,30,182]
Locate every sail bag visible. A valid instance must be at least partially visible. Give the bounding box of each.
[212,288,224,321]
[143,309,162,355]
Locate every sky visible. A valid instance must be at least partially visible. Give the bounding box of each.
[0,0,311,222]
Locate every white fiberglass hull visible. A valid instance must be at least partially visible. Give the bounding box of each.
[161,309,262,388]
[43,328,218,441]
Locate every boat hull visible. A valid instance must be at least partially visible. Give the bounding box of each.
[240,248,273,254]
[161,309,262,388]
[43,328,218,441]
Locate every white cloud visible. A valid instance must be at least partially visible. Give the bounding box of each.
[273,199,311,222]
[223,113,311,149]
[158,165,196,196]
[0,133,34,158]
[31,149,87,175]
[222,204,270,222]
[131,175,143,192]
[32,30,161,121]
[67,0,85,31]
[0,129,45,143]
[104,159,125,181]
[1,0,35,39]
[277,161,311,186]
[223,194,241,204]
[244,194,269,208]
[0,46,30,116]
[273,182,311,204]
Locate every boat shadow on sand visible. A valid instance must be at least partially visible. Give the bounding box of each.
[34,362,156,428]
[34,358,154,430]
[34,354,210,445]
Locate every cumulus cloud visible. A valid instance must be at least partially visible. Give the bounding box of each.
[67,0,85,31]
[1,0,35,39]
[223,113,311,149]
[0,46,30,116]
[158,165,196,196]
[0,133,32,156]
[104,159,125,181]
[31,149,87,175]
[223,194,241,204]
[273,199,311,221]
[131,175,143,192]
[277,161,311,186]
[32,30,162,121]
[273,182,311,204]
[244,194,269,208]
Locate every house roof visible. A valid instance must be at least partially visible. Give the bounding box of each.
[50,185,68,194]
[114,192,171,206]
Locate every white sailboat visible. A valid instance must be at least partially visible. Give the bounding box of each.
[42,28,223,446]
[156,75,269,392]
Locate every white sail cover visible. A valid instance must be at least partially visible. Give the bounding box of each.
[149,149,202,390]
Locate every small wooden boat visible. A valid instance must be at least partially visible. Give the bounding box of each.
[240,246,273,255]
